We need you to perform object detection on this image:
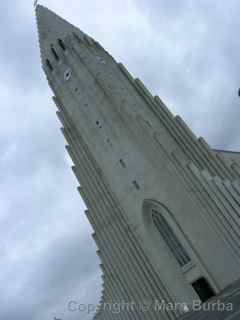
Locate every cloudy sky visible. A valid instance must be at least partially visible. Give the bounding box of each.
[1,0,240,319]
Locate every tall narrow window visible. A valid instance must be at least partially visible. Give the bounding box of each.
[46,59,53,71]
[51,46,59,61]
[152,209,191,267]
[58,38,66,51]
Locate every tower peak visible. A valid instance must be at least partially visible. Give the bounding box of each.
[35,5,86,67]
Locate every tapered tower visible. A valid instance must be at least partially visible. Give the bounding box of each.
[36,5,240,319]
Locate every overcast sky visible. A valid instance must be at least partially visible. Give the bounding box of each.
[1,0,240,319]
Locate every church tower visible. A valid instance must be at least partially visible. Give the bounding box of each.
[36,5,240,319]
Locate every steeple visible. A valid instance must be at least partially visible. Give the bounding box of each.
[35,4,86,67]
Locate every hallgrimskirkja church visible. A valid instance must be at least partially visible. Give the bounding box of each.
[35,4,240,319]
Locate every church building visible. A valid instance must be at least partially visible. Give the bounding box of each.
[36,5,240,319]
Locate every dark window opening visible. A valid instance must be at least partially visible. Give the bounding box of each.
[192,278,215,302]
[119,159,126,168]
[106,138,113,147]
[132,180,140,190]
[96,121,102,128]
[58,38,66,51]
[46,59,53,71]
[74,88,78,92]
[51,46,59,61]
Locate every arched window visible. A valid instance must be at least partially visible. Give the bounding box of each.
[152,209,191,267]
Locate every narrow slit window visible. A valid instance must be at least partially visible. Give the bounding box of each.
[132,180,140,190]
[96,121,102,128]
[46,59,53,71]
[51,46,59,61]
[58,38,66,51]
[152,210,191,267]
[64,68,72,81]
[119,159,126,168]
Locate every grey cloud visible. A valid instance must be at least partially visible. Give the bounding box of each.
[1,232,100,320]
[1,23,39,88]
[132,0,240,150]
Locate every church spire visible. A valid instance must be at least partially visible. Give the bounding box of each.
[35,4,86,68]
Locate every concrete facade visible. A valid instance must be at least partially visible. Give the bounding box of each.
[36,5,240,319]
